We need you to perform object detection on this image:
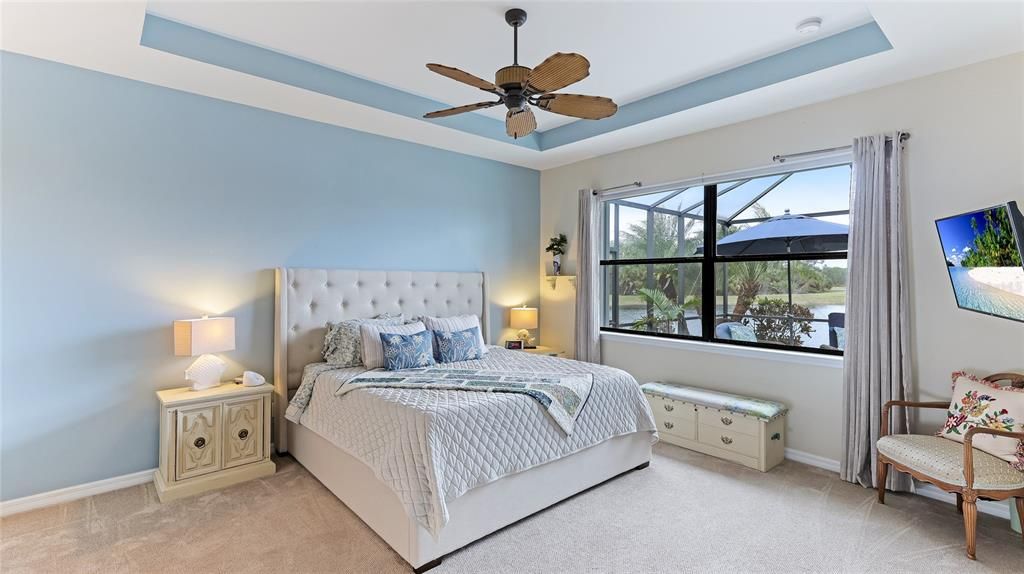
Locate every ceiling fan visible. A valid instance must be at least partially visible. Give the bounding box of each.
[423,8,617,139]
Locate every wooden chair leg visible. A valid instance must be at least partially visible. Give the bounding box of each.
[963,498,978,560]
[1017,498,1024,544]
[956,492,963,515]
[876,459,889,504]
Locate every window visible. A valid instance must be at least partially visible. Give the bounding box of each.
[601,162,850,355]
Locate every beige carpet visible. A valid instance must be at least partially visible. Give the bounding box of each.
[2,443,1022,573]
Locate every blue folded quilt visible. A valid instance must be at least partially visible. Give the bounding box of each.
[339,367,593,434]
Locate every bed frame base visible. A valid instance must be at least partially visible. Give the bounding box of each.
[288,421,652,570]
[412,558,442,574]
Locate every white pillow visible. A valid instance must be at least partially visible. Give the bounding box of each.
[360,322,428,369]
[422,314,487,356]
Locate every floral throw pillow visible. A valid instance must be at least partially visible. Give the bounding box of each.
[323,314,403,366]
[434,326,484,364]
[379,330,436,371]
[939,371,1024,470]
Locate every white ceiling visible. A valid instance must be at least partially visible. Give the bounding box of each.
[3,1,1022,170]
[144,1,877,131]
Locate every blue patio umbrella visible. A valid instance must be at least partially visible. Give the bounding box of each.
[711,212,849,256]
[698,212,849,345]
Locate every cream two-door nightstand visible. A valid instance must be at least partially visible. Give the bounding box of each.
[154,382,275,502]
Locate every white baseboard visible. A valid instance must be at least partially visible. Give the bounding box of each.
[785,448,841,473]
[914,484,1011,520]
[783,448,1011,521]
[0,468,156,518]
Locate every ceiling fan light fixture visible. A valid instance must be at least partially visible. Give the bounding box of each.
[796,17,823,35]
[422,7,617,139]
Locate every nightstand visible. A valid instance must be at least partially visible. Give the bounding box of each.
[521,346,564,357]
[154,382,275,502]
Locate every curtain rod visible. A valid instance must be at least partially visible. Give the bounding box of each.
[592,181,642,195]
[773,133,910,163]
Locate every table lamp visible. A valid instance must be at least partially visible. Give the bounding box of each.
[173,316,235,391]
[510,306,538,349]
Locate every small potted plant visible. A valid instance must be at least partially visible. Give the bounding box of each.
[545,234,568,276]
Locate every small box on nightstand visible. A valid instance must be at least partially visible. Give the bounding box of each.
[154,382,275,502]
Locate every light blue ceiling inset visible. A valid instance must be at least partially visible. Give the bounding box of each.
[140,13,892,152]
[539,22,891,149]
[140,14,539,150]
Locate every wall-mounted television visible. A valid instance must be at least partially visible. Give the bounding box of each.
[935,201,1024,323]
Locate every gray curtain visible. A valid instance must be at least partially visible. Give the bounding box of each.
[841,132,913,491]
[575,188,602,363]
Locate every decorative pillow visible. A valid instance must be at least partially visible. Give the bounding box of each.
[939,371,1024,470]
[323,314,403,366]
[728,324,757,342]
[379,330,436,371]
[422,315,488,356]
[434,326,485,364]
[360,321,428,369]
[832,326,846,350]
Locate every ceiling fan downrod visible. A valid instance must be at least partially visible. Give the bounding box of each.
[505,8,527,66]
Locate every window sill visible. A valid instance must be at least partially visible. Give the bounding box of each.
[599,331,845,370]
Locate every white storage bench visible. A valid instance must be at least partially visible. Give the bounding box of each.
[641,382,788,472]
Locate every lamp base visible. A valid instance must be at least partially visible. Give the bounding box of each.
[516,329,535,349]
[185,353,226,391]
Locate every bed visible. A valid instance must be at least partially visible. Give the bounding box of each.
[274,268,656,571]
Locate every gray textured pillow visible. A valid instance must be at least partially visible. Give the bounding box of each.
[323,313,403,366]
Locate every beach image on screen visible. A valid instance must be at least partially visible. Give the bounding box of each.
[936,205,1024,322]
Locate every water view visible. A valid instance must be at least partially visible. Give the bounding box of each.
[947,267,1024,322]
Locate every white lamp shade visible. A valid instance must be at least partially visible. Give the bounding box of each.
[510,307,538,330]
[174,317,235,356]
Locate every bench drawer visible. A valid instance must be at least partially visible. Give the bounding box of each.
[698,424,760,458]
[656,413,696,441]
[698,408,760,437]
[647,395,697,419]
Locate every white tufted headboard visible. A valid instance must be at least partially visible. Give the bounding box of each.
[273,267,488,450]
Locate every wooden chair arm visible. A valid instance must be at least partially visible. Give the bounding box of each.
[880,400,949,437]
[962,427,1024,489]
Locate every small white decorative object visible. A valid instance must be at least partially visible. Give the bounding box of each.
[173,316,235,392]
[184,353,227,391]
[241,370,266,387]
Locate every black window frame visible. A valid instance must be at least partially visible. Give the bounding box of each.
[599,168,849,357]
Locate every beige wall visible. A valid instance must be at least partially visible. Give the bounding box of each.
[539,53,1024,462]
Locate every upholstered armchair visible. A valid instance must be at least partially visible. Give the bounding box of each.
[875,373,1024,560]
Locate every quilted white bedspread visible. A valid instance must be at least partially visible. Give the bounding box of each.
[289,347,657,536]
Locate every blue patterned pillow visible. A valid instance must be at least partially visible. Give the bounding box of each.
[434,327,484,363]
[379,330,435,370]
[728,323,757,342]
[832,326,846,350]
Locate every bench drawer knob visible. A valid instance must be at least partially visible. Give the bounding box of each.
[663,421,674,430]
[720,416,733,426]
[664,404,674,412]
[720,435,733,445]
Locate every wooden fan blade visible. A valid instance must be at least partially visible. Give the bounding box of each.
[535,94,617,119]
[424,101,502,118]
[426,63,500,93]
[506,108,537,139]
[526,53,590,94]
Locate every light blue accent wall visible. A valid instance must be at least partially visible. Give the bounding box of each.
[141,13,540,150]
[0,52,540,500]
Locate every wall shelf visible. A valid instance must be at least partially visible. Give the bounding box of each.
[545,275,576,290]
